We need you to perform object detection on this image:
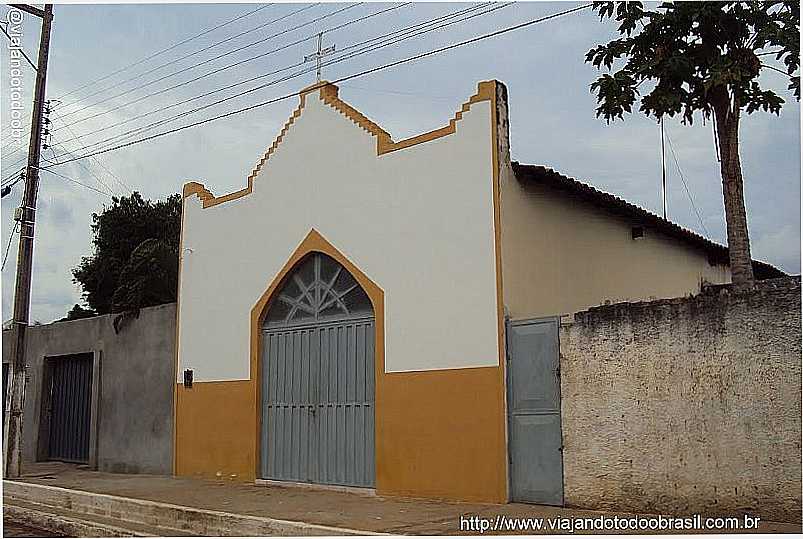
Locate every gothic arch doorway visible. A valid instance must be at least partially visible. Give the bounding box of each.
[259,252,376,487]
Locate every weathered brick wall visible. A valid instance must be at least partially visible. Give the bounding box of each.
[559,277,801,522]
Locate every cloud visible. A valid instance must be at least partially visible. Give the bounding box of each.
[1,2,799,323]
[752,224,802,274]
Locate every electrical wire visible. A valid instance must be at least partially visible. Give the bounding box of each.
[664,129,711,237]
[0,25,36,70]
[1,222,19,271]
[53,3,273,101]
[2,137,28,152]
[2,166,26,186]
[45,3,592,168]
[53,2,508,157]
[56,3,319,112]
[52,2,469,148]
[2,156,29,180]
[48,144,118,197]
[660,117,667,219]
[55,3,361,122]
[37,166,113,198]
[51,112,133,194]
[53,2,414,138]
[1,171,25,190]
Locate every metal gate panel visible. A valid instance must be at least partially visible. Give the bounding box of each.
[47,354,93,463]
[261,318,375,487]
[507,318,564,505]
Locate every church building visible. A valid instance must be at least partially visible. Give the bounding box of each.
[174,80,778,504]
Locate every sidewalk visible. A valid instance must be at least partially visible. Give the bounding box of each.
[7,462,801,535]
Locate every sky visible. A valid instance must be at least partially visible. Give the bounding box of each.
[1,1,800,324]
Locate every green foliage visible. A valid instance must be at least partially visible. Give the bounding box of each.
[60,304,97,322]
[586,1,800,123]
[72,192,181,315]
[111,238,178,313]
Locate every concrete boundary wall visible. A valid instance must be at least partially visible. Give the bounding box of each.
[559,277,802,522]
[2,303,175,475]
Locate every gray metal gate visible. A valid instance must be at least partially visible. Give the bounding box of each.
[507,318,564,505]
[260,253,375,487]
[46,354,93,463]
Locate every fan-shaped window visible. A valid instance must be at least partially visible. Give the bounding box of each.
[263,253,373,328]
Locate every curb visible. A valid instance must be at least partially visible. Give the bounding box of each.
[4,481,389,536]
[4,502,153,537]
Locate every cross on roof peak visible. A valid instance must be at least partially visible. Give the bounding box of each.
[304,32,336,83]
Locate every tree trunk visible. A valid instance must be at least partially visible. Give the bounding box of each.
[712,89,755,287]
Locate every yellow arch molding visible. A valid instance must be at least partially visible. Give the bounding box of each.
[248,228,386,489]
[182,80,497,209]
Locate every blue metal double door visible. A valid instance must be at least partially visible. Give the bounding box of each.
[260,318,375,488]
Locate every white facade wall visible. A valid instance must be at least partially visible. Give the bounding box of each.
[178,88,500,382]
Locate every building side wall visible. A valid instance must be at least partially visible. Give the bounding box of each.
[499,174,731,321]
[175,83,507,501]
[2,303,175,475]
[559,278,802,522]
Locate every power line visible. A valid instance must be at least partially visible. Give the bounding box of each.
[51,111,133,194]
[1,171,24,195]
[56,3,318,112]
[664,128,711,237]
[55,3,360,123]
[339,83,454,101]
[45,3,592,168]
[660,117,667,219]
[2,158,29,181]
[53,4,499,156]
[2,168,24,186]
[53,2,414,142]
[52,2,478,150]
[2,222,19,271]
[1,146,27,163]
[2,167,24,184]
[37,166,113,198]
[0,25,36,70]
[52,3,273,101]
[53,2,508,158]
[2,160,27,183]
[2,139,26,152]
[47,144,118,196]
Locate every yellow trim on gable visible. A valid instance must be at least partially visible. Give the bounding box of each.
[182,81,497,210]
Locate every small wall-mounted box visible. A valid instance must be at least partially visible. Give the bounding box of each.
[183,369,193,388]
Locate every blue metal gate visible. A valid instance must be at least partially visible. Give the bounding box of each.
[46,354,93,464]
[260,253,375,487]
[507,318,564,505]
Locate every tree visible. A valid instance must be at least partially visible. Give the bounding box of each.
[72,192,181,315]
[60,304,97,322]
[586,1,799,286]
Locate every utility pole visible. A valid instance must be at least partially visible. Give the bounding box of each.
[660,117,667,220]
[5,3,53,478]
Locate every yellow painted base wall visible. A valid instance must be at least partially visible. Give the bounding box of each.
[376,366,507,502]
[175,366,507,502]
[174,382,256,480]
